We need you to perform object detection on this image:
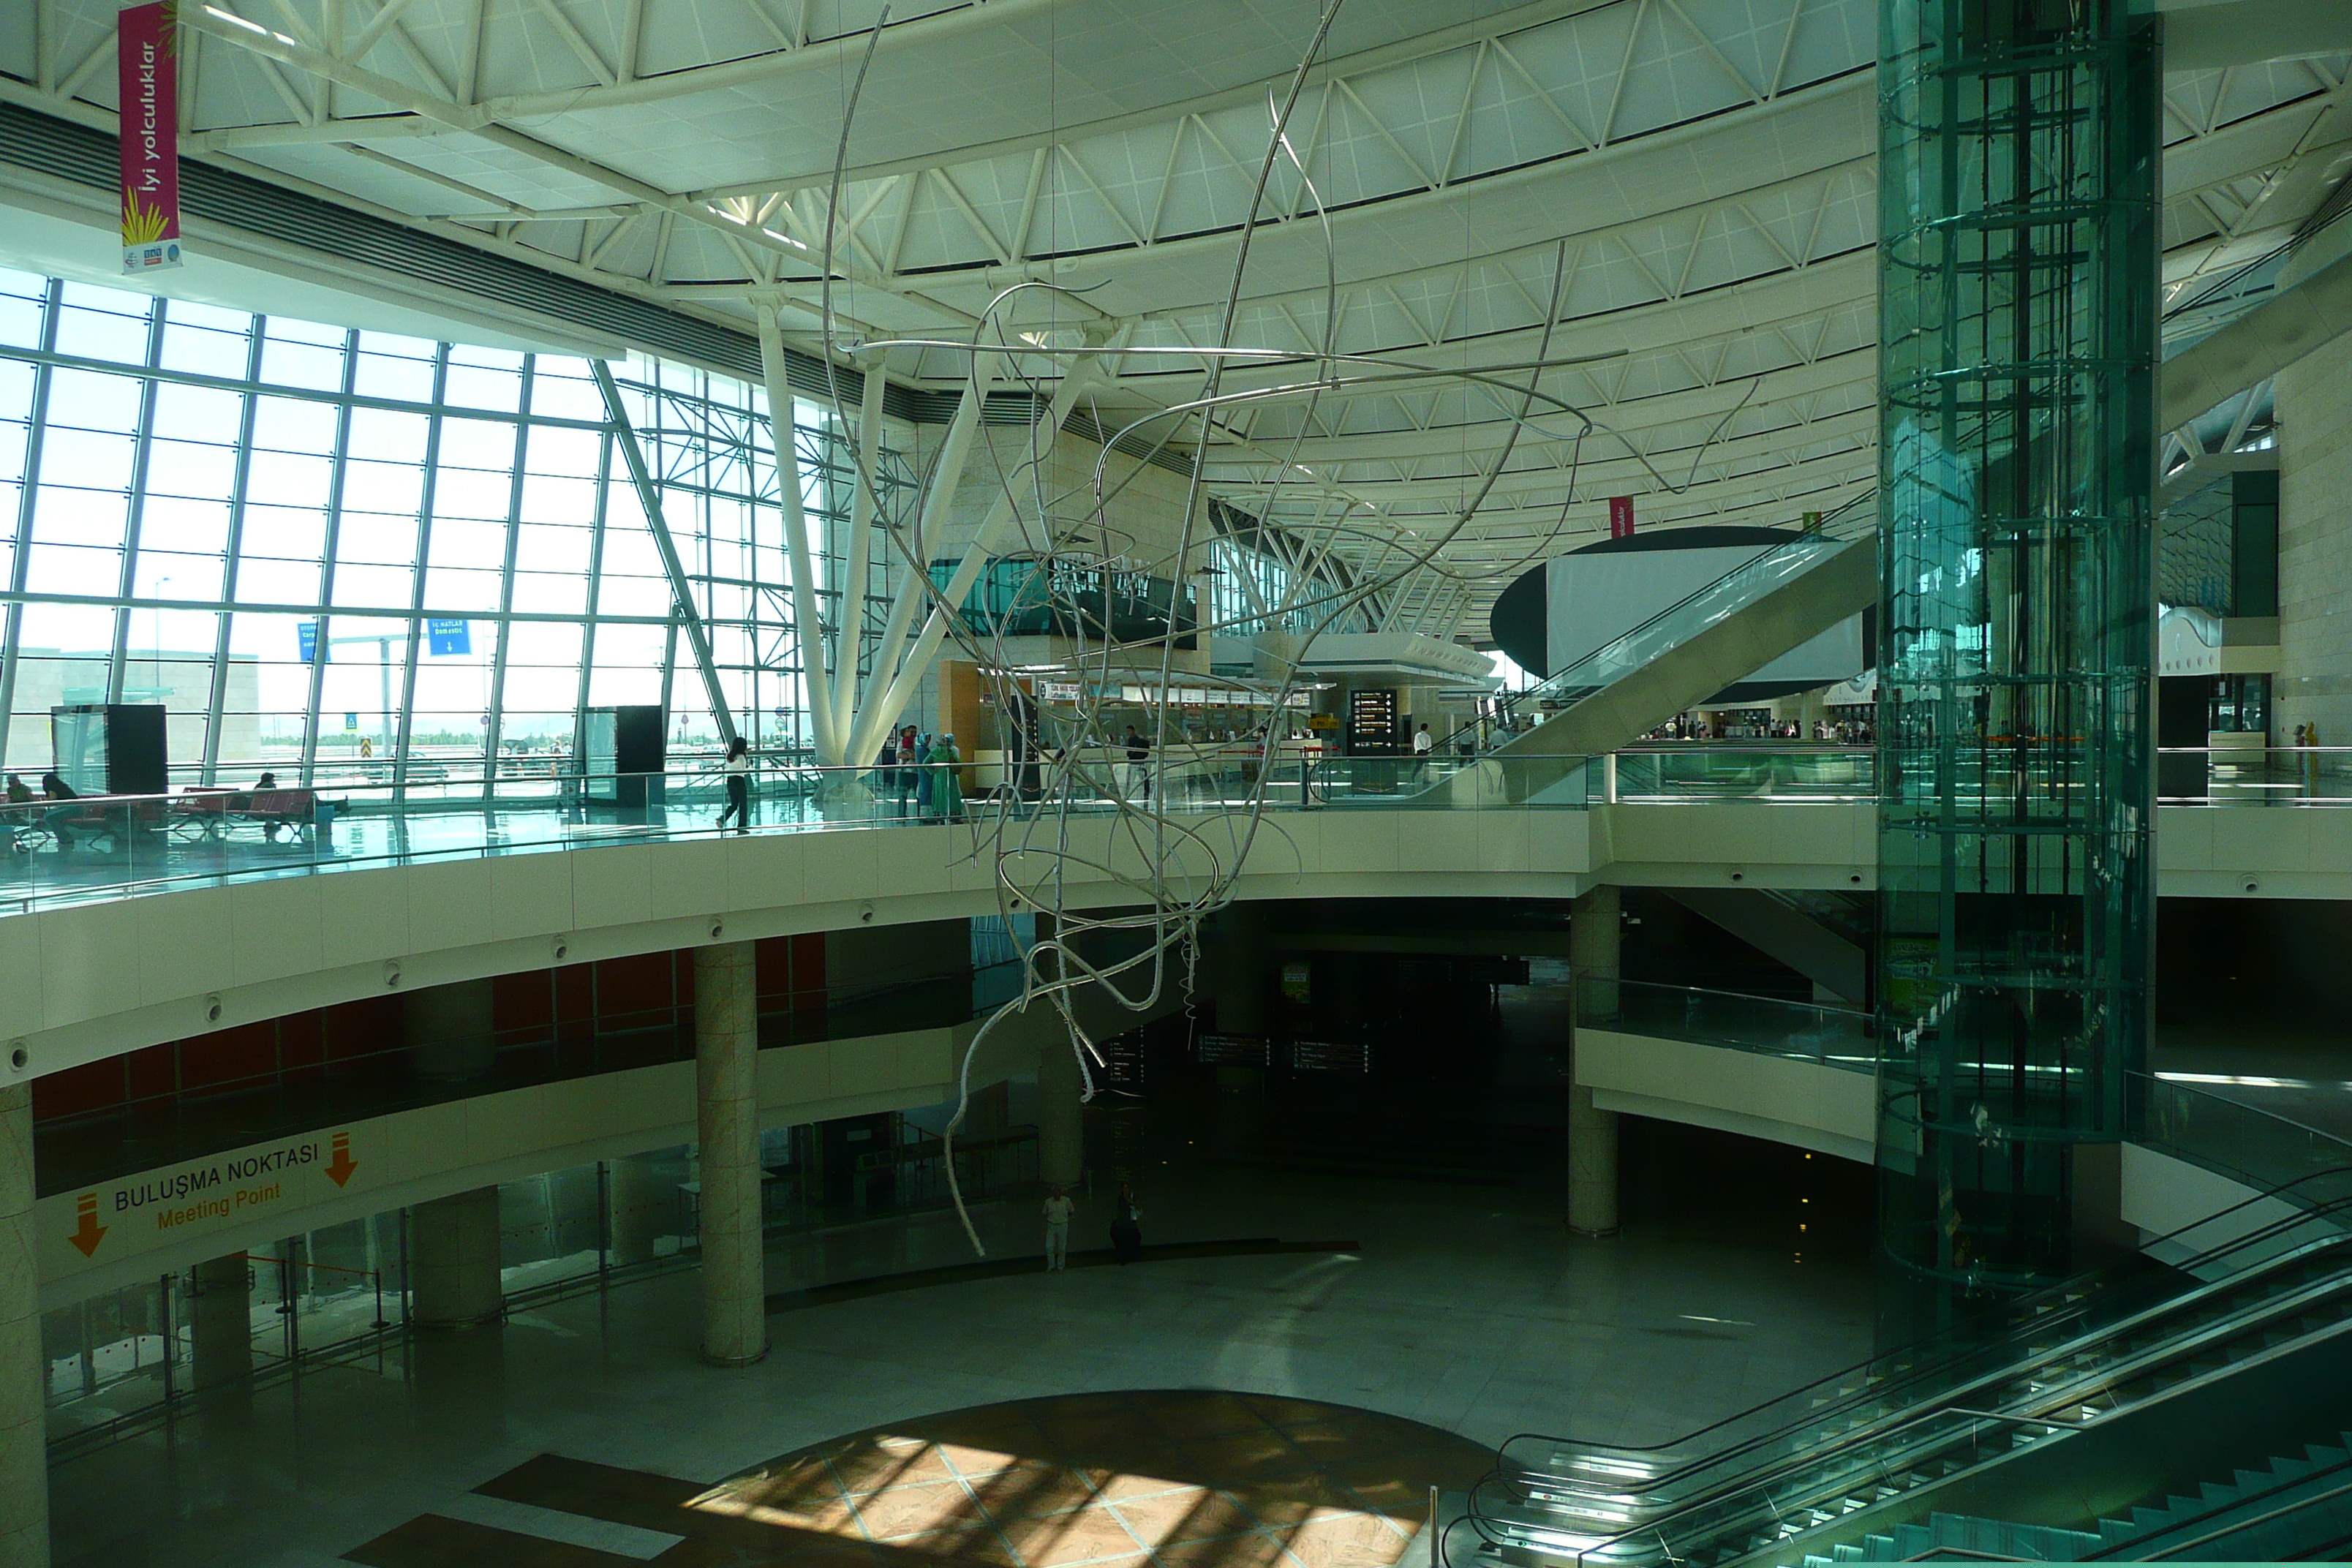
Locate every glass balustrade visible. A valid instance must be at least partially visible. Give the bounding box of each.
[7,743,2347,917]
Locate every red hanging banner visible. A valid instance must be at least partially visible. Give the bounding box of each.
[117,1,182,275]
[1607,495,1635,538]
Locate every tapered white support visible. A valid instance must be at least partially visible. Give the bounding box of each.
[845,352,1122,766]
[758,306,842,767]
[832,356,889,753]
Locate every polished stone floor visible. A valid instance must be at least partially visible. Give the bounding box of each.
[48,1159,1879,1568]
[346,1390,1492,1568]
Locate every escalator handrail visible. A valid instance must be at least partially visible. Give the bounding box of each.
[1473,1225,2352,1542]
[1476,1254,2352,1566]
[1493,1174,2352,1477]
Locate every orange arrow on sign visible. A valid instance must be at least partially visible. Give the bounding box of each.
[324,1132,358,1187]
[67,1194,106,1259]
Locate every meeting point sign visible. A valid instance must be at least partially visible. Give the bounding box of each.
[43,1130,362,1273]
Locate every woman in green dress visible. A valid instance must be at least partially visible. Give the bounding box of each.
[925,733,963,821]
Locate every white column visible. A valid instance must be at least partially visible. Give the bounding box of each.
[0,1085,46,1568]
[696,942,766,1367]
[188,1254,254,1392]
[410,1188,504,1328]
[1569,885,1621,1237]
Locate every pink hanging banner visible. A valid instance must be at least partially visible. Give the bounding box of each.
[1607,495,1635,538]
[117,1,182,274]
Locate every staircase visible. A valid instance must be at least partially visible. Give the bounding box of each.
[1791,1431,2352,1563]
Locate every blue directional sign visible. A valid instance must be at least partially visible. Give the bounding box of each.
[297,620,325,663]
[426,619,472,656]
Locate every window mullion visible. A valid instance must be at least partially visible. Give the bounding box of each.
[0,279,61,773]
[105,300,169,706]
[570,428,613,769]
[392,344,452,802]
[296,330,361,788]
[479,353,536,797]
[200,317,266,785]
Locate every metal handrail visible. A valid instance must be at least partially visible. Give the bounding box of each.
[1469,1195,2352,1565]
[1481,1254,2352,1564]
[1492,1174,2352,1482]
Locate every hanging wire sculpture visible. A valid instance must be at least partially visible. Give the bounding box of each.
[784,0,1770,1254]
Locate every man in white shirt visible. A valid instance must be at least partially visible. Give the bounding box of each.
[1042,1187,1074,1272]
[1412,723,1433,756]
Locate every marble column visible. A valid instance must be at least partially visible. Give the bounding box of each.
[410,1188,504,1328]
[1038,1036,1085,1191]
[606,1154,676,1267]
[1569,885,1621,1237]
[0,1085,46,1568]
[187,1254,254,1391]
[407,977,497,1083]
[696,942,766,1367]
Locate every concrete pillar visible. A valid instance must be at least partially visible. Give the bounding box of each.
[188,1254,254,1391]
[606,1154,677,1266]
[407,977,497,1083]
[410,1188,504,1329]
[0,1085,47,1568]
[1038,1036,1084,1189]
[695,942,766,1368]
[1568,886,1621,1237]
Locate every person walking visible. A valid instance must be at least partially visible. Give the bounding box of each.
[1109,1185,1143,1264]
[1123,726,1151,803]
[925,733,963,821]
[1042,1186,1074,1273]
[875,734,900,812]
[716,736,752,833]
[896,725,921,816]
[1412,722,1433,757]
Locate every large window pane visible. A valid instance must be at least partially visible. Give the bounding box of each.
[0,277,885,795]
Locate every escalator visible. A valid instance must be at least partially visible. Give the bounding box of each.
[1436,497,1877,805]
[1449,1179,2352,1568]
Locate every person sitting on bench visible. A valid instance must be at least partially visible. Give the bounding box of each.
[38,772,80,851]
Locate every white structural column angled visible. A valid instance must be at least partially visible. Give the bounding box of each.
[840,350,1003,770]
[1569,885,1622,1237]
[839,337,1128,772]
[695,941,767,1367]
[410,1188,505,1328]
[758,306,843,770]
[832,357,890,753]
[0,1085,44,1568]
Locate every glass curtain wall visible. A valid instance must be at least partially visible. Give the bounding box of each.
[0,270,910,798]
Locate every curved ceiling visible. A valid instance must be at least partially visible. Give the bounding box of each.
[3,0,2348,638]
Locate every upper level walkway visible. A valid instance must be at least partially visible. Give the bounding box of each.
[6,744,2351,1093]
[9,743,2350,918]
